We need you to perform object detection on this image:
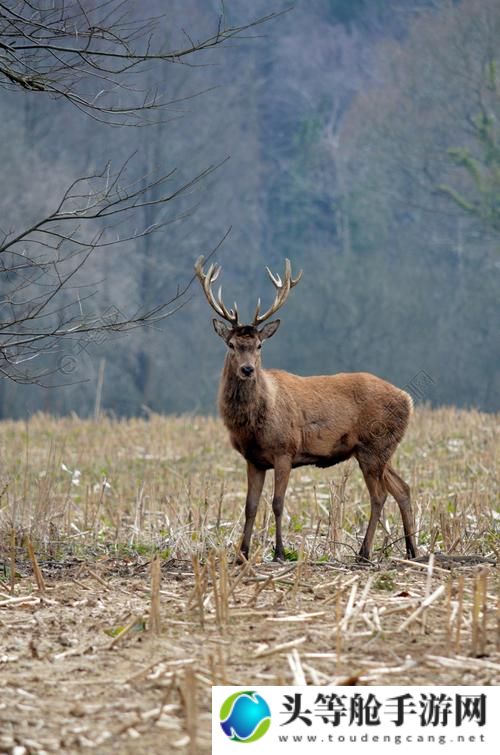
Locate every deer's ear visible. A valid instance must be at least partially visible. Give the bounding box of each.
[259,320,280,341]
[213,319,231,342]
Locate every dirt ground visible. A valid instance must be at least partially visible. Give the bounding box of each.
[0,555,498,754]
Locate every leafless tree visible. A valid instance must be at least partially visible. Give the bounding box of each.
[0,1,284,383]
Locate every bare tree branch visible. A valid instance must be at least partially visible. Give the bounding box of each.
[0,1,290,124]
[0,150,231,381]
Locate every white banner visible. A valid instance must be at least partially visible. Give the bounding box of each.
[212,685,498,753]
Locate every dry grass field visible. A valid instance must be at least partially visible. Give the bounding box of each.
[0,408,498,753]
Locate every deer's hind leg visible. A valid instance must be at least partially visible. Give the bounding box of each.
[357,458,388,562]
[272,456,292,561]
[384,463,417,559]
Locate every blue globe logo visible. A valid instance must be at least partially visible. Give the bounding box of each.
[220,691,271,743]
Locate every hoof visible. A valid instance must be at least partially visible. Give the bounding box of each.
[406,550,418,560]
[357,551,371,564]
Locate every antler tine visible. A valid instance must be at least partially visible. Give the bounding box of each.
[216,285,238,323]
[253,297,262,322]
[252,258,303,325]
[194,255,239,326]
[208,263,221,284]
[283,257,303,288]
[266,267,283,288]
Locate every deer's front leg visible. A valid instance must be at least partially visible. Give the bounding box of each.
[240,462,266,561]
[272,456,292,561]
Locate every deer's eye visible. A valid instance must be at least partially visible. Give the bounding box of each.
[228,342,235,350]
[257,343,262,350]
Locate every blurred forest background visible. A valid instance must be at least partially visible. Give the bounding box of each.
[1,0,499,418]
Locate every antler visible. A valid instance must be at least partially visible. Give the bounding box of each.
[194,256,240,326]
[252,258,303,325]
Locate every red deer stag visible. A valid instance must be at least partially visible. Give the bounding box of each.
[195,256,417,562]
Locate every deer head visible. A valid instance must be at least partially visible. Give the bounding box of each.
[194,257,302,379]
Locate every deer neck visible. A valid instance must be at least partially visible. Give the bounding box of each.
[219,359,269,430]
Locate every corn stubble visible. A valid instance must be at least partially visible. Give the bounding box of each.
[0,407,497,753]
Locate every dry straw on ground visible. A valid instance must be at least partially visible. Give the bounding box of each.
[0,408,498,753]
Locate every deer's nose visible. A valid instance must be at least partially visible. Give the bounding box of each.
[241,365,254,377]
